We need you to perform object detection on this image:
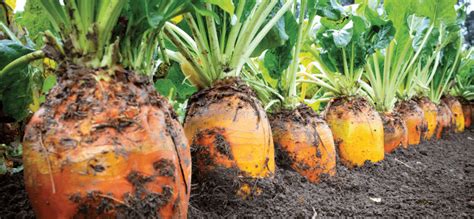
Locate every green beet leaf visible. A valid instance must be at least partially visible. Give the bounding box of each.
[0,40,36,121]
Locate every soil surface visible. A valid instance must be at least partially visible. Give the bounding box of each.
[1,130,473,218]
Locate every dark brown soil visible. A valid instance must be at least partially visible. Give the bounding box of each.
[0,173,34,218]
[189,129,474,217]
[1,130,473,217]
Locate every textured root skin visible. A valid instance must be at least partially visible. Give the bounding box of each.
[23,65,191,218]
[381,112,408,153]
[270,104,336,183]
[442,96,465,133]
[435,102,453,139]
[324,97,384,167]
[415,97,438,140]
[184,77,275,192]
[395,100,427,146]
[462,103,472,128]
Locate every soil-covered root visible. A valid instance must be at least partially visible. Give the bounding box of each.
[381,112,408,153]
[270,104,336,183]
[22,65,191,218]
[435,101,454,139]
[324,97,384,167]
[462,103,471,128]
[415,97,438,140]
[395,100,427,146]
[184,77,275,196]
[442,96,465,133]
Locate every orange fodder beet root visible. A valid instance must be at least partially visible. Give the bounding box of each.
[325,97,384,167]
[462,103,472,128]
[381,112,408,153]
[395,100,427,146]
[435,102,453,139]
[184,78,275,186]
[442,96,465,133]
[270,104,336,183]
[23,67,191,218]
[415,97,438,140]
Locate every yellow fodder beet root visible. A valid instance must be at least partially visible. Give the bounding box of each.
[416,97,438,140]
[270,104,336,183]
[435,102,453,139]
[381,112,408,153]
[325,97,384,167]
[184,78,275,183]
[442,96,465,133]
[395,100,427,146]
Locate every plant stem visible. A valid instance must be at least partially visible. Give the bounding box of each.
[230,0,271,73]
[163,27,211,86]
[0,22,20,42]
[205,3,222,78]
[287,0,307,108]
[0,50,45,78]
[182,15,213,80]
[158,32,170,65]
[224,0,246,58]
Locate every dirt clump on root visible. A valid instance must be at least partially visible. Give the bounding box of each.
[269,104,319,125]
[69,171,173,218]
[2,130,474,217]
[185,77,262,122]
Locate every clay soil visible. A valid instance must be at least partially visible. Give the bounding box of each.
[1,130,473,218]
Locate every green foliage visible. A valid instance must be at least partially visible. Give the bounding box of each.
[451,50,474,101]
[384,0,418,52]
[402,0,462,103]
[416,0,457,27]
[428,27,463,104]
[164,0,294,89]
[249,0,340,110]
[317,0,345,20]
[154,62,197,121]
[118,0,195,74]
[263,12,298,80]
[155,62,197,103]
[0,4,9,26]
[33,0,195,73]
[306,3,395,98]
[0,40,35,121]
[206,0,234,14]
[316,11,395,75]
[361,1,440,111]
[15,0,51,46]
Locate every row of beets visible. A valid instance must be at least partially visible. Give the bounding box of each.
[21,73,471,218]
[186,79,472,196]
